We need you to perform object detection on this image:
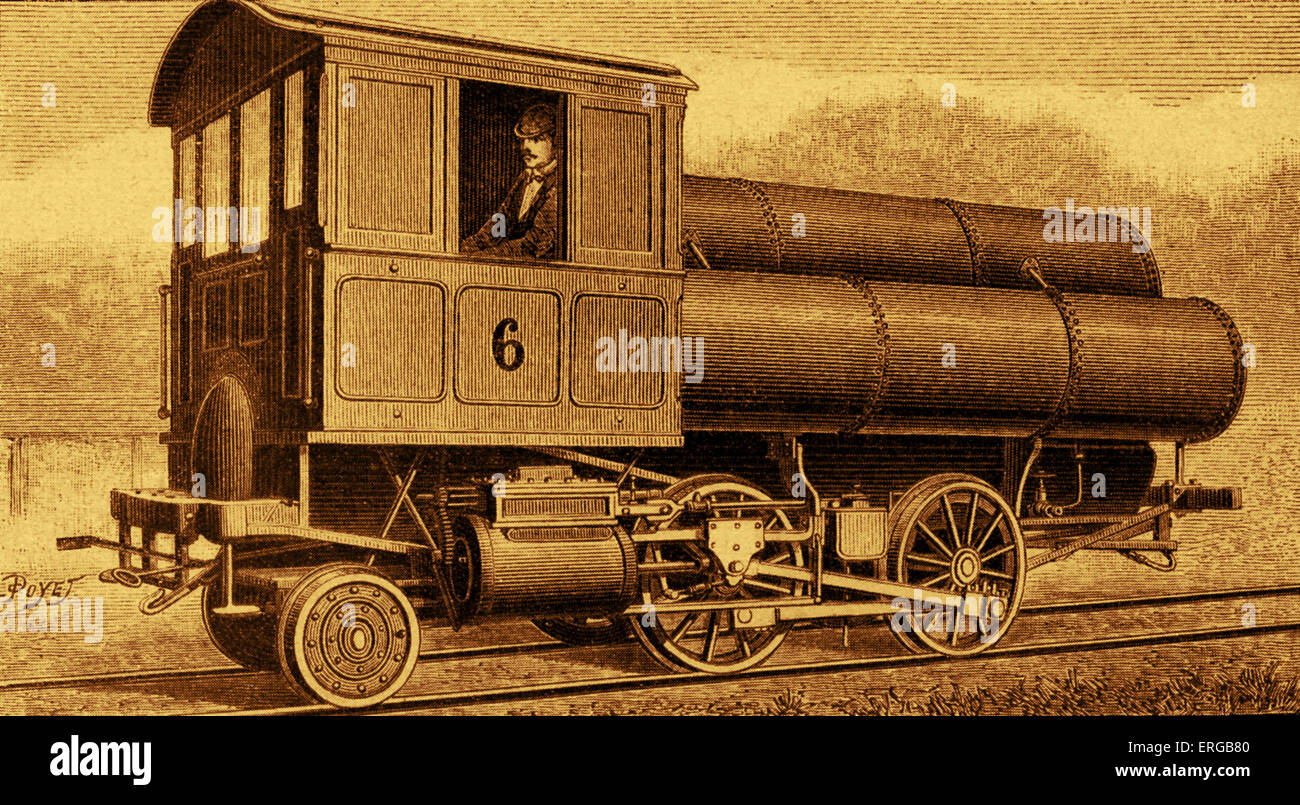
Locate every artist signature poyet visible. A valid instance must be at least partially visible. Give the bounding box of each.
[1,572,90,606]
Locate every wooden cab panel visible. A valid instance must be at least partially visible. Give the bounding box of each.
[569,98,664,269]
[570,294,667,408]
[325,65,456,253]
[454,287,561,405]
[322,253,681,446]
[335,277,446,402]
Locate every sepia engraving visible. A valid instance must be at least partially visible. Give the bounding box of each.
[0,1,1294,731]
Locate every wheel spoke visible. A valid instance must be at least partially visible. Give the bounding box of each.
[920,607,943,635]
[965,491,979,551]
[916,522,955,559]
[917,570,952,588]
[905,553,950,569]
[942,494,961,546]
[981,542,1015,562]
[982,569,1015,581]
[974,510,1006,552]
[669,610,702,643]
[738,631,753,658]
[702,612,720,661]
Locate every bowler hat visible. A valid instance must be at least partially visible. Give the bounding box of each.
[514,104,556,138]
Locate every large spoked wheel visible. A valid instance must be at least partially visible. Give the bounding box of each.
[276,563,420,709]
[887,473,1026,656]
[532,616,630,646]
[630,474,806,674]
[200,574,278,671]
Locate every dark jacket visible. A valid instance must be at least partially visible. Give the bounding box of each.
[460,165,560,259]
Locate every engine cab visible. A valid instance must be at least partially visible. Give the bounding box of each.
[154,0,696,491]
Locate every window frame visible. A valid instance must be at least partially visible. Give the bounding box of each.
[238,87,273,251]
[283,69,306,210]
[565,95,664,270]
[172,52,319,273]
[200,113,234,259]
[454,80,568,265]
[238,271,269,346]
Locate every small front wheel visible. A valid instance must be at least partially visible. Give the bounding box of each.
[276,564,420,709]
[886,473,1026,656]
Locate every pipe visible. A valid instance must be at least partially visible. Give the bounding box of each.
[1014,437,1043,519]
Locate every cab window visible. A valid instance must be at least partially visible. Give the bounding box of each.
[283,70,305,210]
[201,114,231,257]
[239,88,271,249]
[458,81,564,261]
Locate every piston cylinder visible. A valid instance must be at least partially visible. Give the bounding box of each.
[450,514,638,616]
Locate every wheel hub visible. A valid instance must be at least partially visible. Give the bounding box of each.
[950,547,982,586]
[301,584,409,697]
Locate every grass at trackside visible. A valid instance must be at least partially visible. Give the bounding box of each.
[498,661,1300,716]
[833,661,1300,716]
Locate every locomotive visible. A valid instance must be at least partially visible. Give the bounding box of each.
[61,0,1246,707]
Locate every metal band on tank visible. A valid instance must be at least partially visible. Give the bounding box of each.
[1022,259,1083,438]
[840,275,890,433]
[937,198,988,286]
[729,177,783,272]
[615,527,639,600]
[1185,297,1247,443]
[1137,247,1163,297]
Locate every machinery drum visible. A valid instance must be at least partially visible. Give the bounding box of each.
[682,270,1245,443]
[451,515,638,617]
[683,175,1162,296]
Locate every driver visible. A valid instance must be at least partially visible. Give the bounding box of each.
[460,103,561,259]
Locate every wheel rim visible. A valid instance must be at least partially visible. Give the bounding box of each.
[891,477,1025,656]
[278,565,419,708]
[631,475,805,673]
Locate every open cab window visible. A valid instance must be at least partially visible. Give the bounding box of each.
[457,81,564,262]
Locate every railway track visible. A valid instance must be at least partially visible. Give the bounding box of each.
[4,582,1294,709]
[245,617,1300,716]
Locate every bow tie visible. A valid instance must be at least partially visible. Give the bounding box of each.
[525,168,548,182]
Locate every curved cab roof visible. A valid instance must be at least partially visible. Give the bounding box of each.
[150,0,696,126]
